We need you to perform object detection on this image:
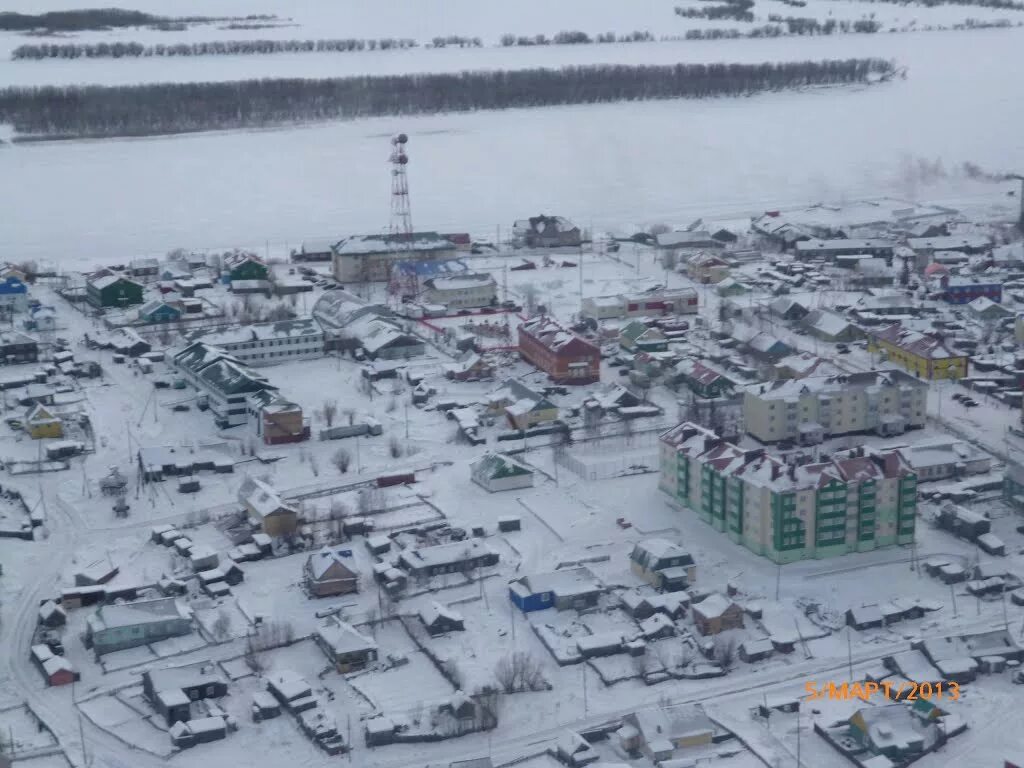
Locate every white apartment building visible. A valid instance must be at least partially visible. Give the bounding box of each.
[188,318,324,367]
[743,369,927,445]
[422,273,497,310]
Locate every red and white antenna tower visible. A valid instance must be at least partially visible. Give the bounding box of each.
[387,133,415,299]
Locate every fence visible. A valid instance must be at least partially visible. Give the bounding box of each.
[555,432,661,481]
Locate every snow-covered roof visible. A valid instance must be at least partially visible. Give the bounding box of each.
[424,273,496,292]
[145,663,221,695]
[240,477,295,520]
[88,597,191,632]
[268,670,311,702]
[418,601,464,626]
[333,231,454,256]
[398,539,497,570]
[692,592,736,620]
[802,308,857,336]
[872,323,960,361]
[306,549,358,580]
[656,230,718,248]
[513,567,603,598]
[908,235,991,251]
[316,621,377,655]
[190,317,323,347]
[795,237,896,252]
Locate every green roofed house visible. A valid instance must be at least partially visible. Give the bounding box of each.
[87,272,144,309]
[470,452,535,493]
[619,320,669,353]
[224,252,269,283]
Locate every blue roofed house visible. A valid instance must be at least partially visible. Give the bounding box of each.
[0,276,29,313]
[509,567,605,613]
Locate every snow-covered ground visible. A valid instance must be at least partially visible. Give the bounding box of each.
[2,26,1023,267]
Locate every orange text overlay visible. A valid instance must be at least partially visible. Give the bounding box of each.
[805,681,959,702]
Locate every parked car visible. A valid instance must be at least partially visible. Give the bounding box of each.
[952,392,965,402]
[963,399,978,407]
[172,404,191,412]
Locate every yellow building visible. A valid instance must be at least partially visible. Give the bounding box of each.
[869,324,967,380]
[25,403,63,439]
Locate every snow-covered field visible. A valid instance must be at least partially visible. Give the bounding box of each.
[2,27,1023,268]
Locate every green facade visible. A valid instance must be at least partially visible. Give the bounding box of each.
[660,436,918,565]
[88,277,143,308]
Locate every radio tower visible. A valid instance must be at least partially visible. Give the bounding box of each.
[387,133,415,300]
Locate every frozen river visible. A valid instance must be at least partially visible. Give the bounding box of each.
[1,27,1022,267]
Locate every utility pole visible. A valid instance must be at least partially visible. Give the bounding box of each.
[775,561,781,600]
[950,583,958,618]
[404,403,409,440]
[796,709,802,767]
[582,663,588,716]
[846,628,853,681]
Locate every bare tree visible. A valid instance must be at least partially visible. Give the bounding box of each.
[443,659,464,690]
[212,609,232,641]
[520,283,539,316]
[244,636,265,675]
[321,399,338,427]
[342,408,356,425]
[474,686,500,730]
[493,651,548,693]
[332,448,351,474]
[329,497,349,519]
[661,249,678,271]
[388,436,403,459]
[309,455,320,477]
[631,651,650,677]
[713,635,738,670]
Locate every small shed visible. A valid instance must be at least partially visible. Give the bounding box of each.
[189,546,219,572]
[418,601,465,636]
[251,691,281,722]
[739,638,775,663]
[846,605,885,631]
[977,533,1006,556]
[38,600,67,628]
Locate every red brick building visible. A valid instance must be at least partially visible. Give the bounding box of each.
[518,316,600,385]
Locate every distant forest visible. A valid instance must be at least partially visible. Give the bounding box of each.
[675,0,756,23]
[0,59,896,140]
[0,8,278,32]
[827,0,1024,8]
[12,38,420,60]
[499,30,655,45]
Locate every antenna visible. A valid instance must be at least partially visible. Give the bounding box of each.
[387,133,416,301]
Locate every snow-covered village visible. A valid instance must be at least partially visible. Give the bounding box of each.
[3,2,1024,768]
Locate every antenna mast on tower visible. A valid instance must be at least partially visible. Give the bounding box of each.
[387,133,415,300]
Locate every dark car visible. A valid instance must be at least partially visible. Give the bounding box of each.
[963,399,978,407]
[172,404,191,412]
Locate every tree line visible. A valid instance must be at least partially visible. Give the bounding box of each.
[0,59,896,140]
[12,37,419,61]
[499,30,655,46]
[765,16,883,33]
[0,8,277,32]
[675,0,756,23]
[826,0,1023,9]
[683,18,882,38]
